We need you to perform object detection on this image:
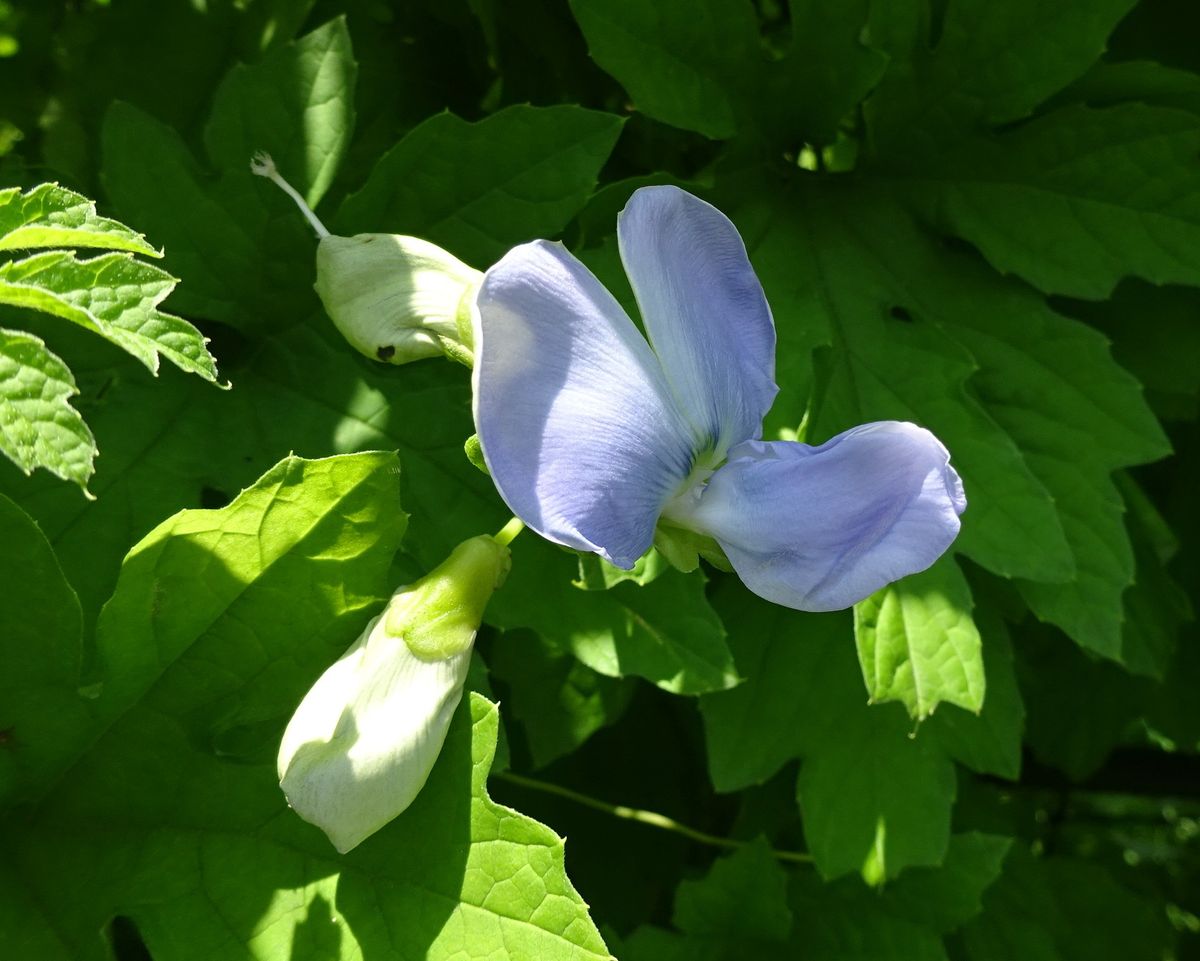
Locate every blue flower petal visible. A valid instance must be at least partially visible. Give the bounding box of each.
[618,185,777,457]
[473,240,697,568]
[686,422,967,611]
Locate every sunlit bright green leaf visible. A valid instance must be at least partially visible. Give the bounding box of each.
[0,183,158,255]
[855,556,984,719]
[0,327,94,491]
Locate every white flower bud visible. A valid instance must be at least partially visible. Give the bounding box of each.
[315,233,482,366]
[249,151,480,367]
[278,535,510,852]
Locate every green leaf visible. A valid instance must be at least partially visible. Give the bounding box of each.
[488,629,635,768]
[1056,59,1200,115]
[336,104,624,267]
[1117,476,1191,676]
[867,0,1136,154]
[9,451,406,801]
[100,20,358,331]
[205,17,357,208]
[489,537,738,695]
[228,324,503,568]
[959,846,1173,961]
[0,318,502,636]
[103,100,277,327]
[1070,279,1200,422]
[570,0,885,144]
[909,104,1200,298]
[790,881,945,961]
[0,492,85,804]
[855,555,984,719]
[0,861,75,961]
[0,251,220,382]
[699,592,834,794]
[784,182,1167,660]
[0,366,232,631]
[623,839,793,961]
[1146,626,1200,752]
[673,838,793,942]
[574,549,668,591]
[1016,625,1144,781]
[798,698,956,884]
[569,0,750,140]
[19,0,322,191]
[787,833,1011,959]
[0,183,158,256]
[937,285,1168,660]
[0,327,95,492]
[699,589,1012,874]
[0,452,610,959]
[925,609,1024,780]
[772,182,1074,585]
[881,833,1012,932]
[699,586,956,880]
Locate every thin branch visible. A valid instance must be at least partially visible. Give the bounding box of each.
[494,770,813,864]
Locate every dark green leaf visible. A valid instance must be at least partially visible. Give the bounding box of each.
[488,628,635,768]
[337,105,624,267]
[0,492,85,804]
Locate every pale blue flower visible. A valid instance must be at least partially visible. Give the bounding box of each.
[471,186,966,611]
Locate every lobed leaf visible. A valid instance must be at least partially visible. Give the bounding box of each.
[570,0,884,145]
[623,839,793,960]
[855,555,985,719]
[788,833,1011,958]
[909,104,1200,298]
[775,181,1168,661]
[0,182,159,256]
[489,537,738,696]
[0,250,220,382]
[866,0,1137,155]
[701,586,955,880]
[336,104,625,267]
[924,610,1024,780]
[0,452,610,960]
[100,20,360,331]
[766,183,1074,585]
[488,629,635,769]
[0,492,86,805]
[959,846,1173,961]
[0,327,95,492]
[205,17,357,208]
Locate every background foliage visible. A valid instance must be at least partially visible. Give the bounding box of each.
[1,0,1198,958]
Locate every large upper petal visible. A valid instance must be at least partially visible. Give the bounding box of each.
[473,240,696,568]
[618,185,777,457]
[686,422,967,611]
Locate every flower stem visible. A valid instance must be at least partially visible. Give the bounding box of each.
[249,151,330,239]
[493,517,525,547]
[494,769,813,864]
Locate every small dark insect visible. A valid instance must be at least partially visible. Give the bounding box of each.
[0,728,14,748]
[889,305,914,323]
[377,345,396,361]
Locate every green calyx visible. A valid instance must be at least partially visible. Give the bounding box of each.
[653,519,732,574]
[383,534,511,660]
